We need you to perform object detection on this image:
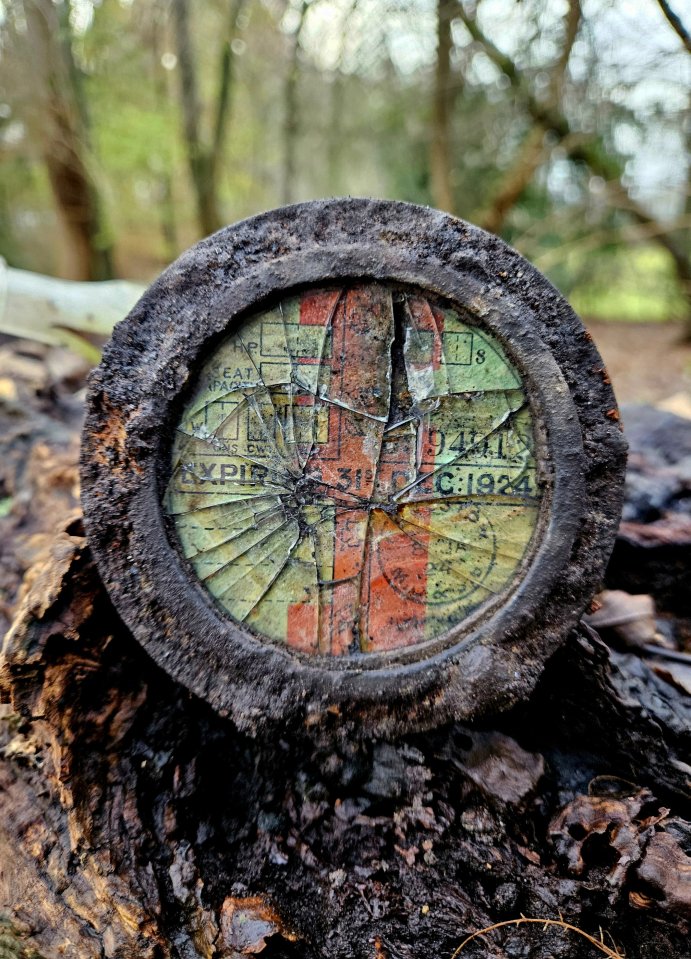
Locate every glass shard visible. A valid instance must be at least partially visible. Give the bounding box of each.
[165,284,542,657]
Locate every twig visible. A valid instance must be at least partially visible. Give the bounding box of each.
[643,645,691,665]
[655,0,691,54]
[450,916,625,958]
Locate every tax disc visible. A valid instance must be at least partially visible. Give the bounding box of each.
[81,199,627,734]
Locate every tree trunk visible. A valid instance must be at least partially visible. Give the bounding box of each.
[25,0,115,281]
[172,0,222,237]
[0,335,690,957]
[430,0,455,213]
[281,1,309,206]
[151,6,180,263]
[210,0,247,200]
[326,1,358,197]
[172,0,246,238]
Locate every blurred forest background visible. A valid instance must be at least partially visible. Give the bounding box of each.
[0,0,689,335]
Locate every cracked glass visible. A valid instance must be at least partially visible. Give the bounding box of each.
[163,284,543,657]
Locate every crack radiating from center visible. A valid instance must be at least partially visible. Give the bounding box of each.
[165,284,542,657]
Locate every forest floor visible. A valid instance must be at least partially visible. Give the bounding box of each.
[587,320,691,412]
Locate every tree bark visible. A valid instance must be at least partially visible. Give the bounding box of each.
[24,0,115,281]
[0,340,689,957]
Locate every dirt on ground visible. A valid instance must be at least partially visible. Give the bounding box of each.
[587,320,691,414]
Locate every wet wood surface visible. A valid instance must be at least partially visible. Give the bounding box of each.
[0,336,689,958]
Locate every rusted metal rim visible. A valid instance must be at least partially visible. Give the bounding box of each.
[81,198,627,735]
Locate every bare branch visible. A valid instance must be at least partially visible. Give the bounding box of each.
[472,0,581,234]
[656,0,691,54]
[456,4,570,141]
[551,0,581,100]
[456,0,691,315]
[476,127,544,234]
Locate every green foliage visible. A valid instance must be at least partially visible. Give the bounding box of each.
[93,102,176,177]
[568,246,687,323]
[0,0,686,323]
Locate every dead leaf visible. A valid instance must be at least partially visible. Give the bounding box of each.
[583,590,662,649]
[218,897,297,957]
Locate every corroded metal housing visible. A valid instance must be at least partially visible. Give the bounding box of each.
[81,199,627,734]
